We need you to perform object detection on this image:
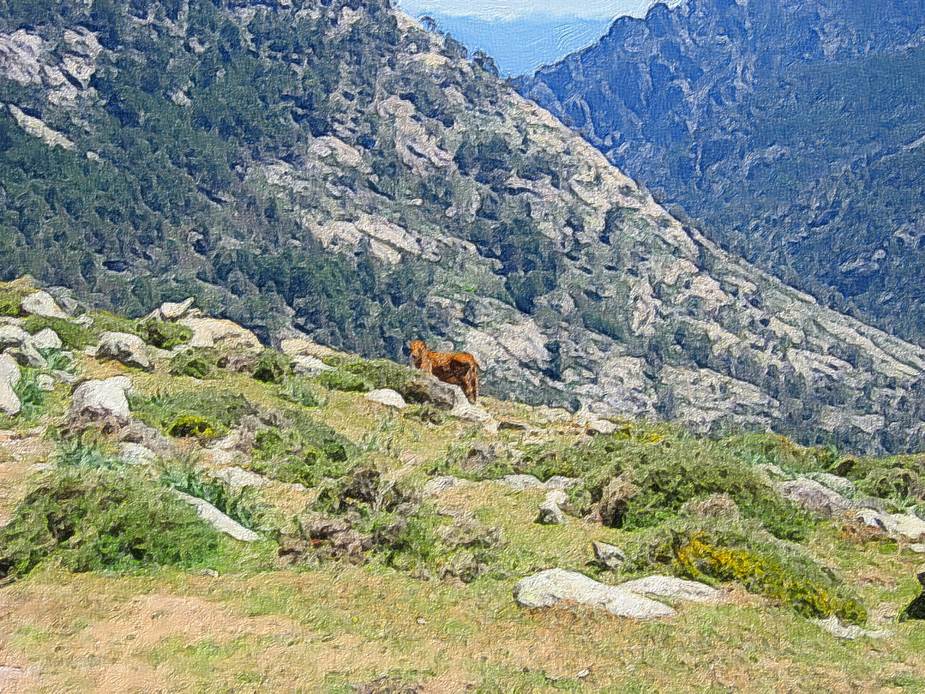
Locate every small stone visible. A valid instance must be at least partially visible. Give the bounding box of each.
[366,388,407,409]
[775,478,853,517]
[20,290,67,319]
[149,297,195,321]
[31,327,62,351]
[592,541,626,570]
[36,374,55,392]
[537,490,567,525]
[291,354,332,376]
[514,568,675,619]
[545,476,579,490]
[422,475,469,496]
[119,442,157,465]
[95,332,152,370]
[909,544,925,554]
[0,354,22,416]
[586,419,616,436]
[0,325,45,368]
[212,466,268,489]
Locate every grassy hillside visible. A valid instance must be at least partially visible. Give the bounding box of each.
[1,278,925,691]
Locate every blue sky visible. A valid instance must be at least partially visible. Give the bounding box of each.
[398,0,661,21]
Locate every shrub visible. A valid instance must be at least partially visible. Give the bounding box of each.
[167,414,220,440]
[321,355,413,394]
[170,349,218,379]
[0,287,26,317]
[139,319,193,350]
[12,368,48,421]
[316,368,372,393]
[130,389,255,438]
[22,316,93,350]
[54,433,123,470]
[252,349,291,384]
[0,469,224,581]
[279,377,323,408]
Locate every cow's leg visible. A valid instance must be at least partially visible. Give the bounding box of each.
[464,368,478,404]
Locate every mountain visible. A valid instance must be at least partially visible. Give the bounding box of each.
[407,13,613,76]
[516,0,925,345]
[2,0,925,453]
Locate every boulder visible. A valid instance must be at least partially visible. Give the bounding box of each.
[119,442,157,466]
[545,476,580,490]
[366,388,407,410]
[31,327,62,351]
[500,474,545,491]
[856,509,925,541]
[280,337,339,360]
[212,466,268,489]
[775,478,853,517]
[69,376,133,423]
[597,475,638,527]
[806,472,857,499]
[402,373,459,409]
[0,325,45,368]
[586,418,617,436]
[147,297,195,322]
[592,541,626,570]
[422,475,470,496]
[20,290,67,319]
[291,354,332,376]
[95,332,152,370]
[514,569,675,619]
[35,374,55,392]
[814,616,892,640]
[179,317,262,351]
[537,489,568,525]
[618,575,722,603]
[0,353,22,416]
[174,491,260,542]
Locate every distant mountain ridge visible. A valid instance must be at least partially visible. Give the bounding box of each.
[517,0,925,343]
[3,0,925,453]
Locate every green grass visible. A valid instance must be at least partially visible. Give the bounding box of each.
[137,319,193,350]
[169,348,219,379]
[129,388,256,440]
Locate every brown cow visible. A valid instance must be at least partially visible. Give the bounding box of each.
[409,340,480,404]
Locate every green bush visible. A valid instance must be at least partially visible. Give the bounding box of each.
[0,469,224,581]
[321,355,413,394]
[252,349,291,384]
[22,316,93,350]
[316,368,372,393]
[167,415,221,440]
[12,368,48,421]
[0,287,27,317]
[139,319,193,350]
[130,389,255,439]
[54,433,123,470]
[279,377,323,408]
[170,349,218,379]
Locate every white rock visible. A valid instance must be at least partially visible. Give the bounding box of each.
[910,543,925,554]
[292,354,332,376]
[31,327,62,350]
[20,289,68,318]
[174,491,260,542]
[366,388,407,409]
[618,575,722,604]
[179,317,261,351]
[586,419,617,436]
[423,475,470,496]
[0,325,44,367]
[537,489,568,525]
[148,297,195,321]
[0,353,22,416]
[592,541,626,569]
[514,569,676,619]
[806,472,857,498]
[69,376,133,422]
[500,474,545,491]
[212,466,268,489]
[813,616,892,641]
[36,374,55,392]
[857,509,925,541]
[95,332,152,370]
[545,476,580,490]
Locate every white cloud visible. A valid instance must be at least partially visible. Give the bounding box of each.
[398,0,661,21]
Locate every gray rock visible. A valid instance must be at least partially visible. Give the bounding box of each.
[69,376,133,423]
[618,575,722,604]
[856,509,925,541]
[909,543,925,554]
[95,332,152,370]
[20,289,67,319]
[0,353,22,416]
[119,442,157,466]
[500,474,545,491]
[585,418,617,436]
[178,317,262,351]
[35,374,55,392]
[775,478,853,517]
[545,476,580,490]
[514,569,676,619]
[806,472,857,499]
[592,541,626,570]
[148,297,195,321]
[0,325,45,368]
[212,466,268,489]
[537,490,568,525]
[366,388,407,409]
[31,327,62,351]
[813,616,891,640]
[422,475,470,496]
[174,491,260,542]
[53,369,79,385]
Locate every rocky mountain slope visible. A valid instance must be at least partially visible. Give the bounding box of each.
[1,277,925,691]
[2,0,925,453]
[517,0,925,343]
